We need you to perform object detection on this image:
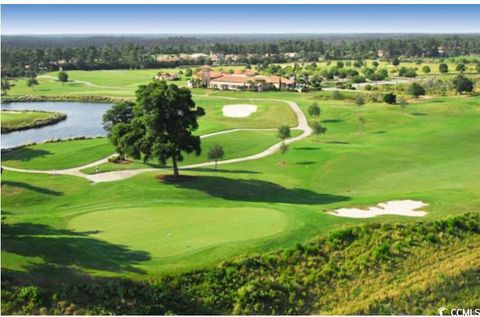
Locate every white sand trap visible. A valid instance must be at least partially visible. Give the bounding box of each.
[329,200,428,218]
[223,104,257,118]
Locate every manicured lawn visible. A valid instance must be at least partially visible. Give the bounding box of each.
[195,98,297,134]
[280,58,480,76]
[2,94,479,282]
[2,110,51,127]
[2,138,114,170]
[6,66,241,98]
[1,110,65,133]
[81,129,301,174]
[68,206,287,259]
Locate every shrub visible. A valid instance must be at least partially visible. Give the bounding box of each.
[383,93,397,104]
[452,75,474,94]
[331,91,343,100]
[407,82,426,99]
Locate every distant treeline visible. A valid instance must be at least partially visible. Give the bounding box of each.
[2,34,480,77]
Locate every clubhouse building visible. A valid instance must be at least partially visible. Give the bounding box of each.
[190,67,295,91]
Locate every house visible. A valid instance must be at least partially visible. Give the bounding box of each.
[157,55,180,62]
[225,54,240,61]
[193,67,294,91]
[154,72,179,81]
[209,51,224,61]
[377,49,385,58]
[190,53,209,59]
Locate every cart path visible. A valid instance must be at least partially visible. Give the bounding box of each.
[3,97,311,183]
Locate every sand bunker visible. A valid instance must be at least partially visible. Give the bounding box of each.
[223,104,257,118]
[329,200,428,218]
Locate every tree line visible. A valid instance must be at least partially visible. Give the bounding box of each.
[2,35,480,77]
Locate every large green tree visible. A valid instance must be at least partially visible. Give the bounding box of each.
[103,102,136,160]
[133,81,205,177]
[103,102,134,133]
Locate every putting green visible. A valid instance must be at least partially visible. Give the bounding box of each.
[68,206,287,259]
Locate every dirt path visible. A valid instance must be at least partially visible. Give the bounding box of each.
[2,97,311,183]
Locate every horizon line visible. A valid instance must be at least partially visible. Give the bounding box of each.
[5,32,480,36]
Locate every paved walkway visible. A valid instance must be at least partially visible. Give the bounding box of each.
[2,97,311,183]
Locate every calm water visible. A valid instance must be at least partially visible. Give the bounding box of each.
[1,102,112,149]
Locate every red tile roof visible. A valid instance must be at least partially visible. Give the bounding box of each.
[205,71,293,86]
[211,75,253,84]
[265,75,294,85]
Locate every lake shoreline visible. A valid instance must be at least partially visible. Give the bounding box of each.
[1,101,112,149]
[1,94,130,104]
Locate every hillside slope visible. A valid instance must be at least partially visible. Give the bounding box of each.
[2,213,479,315]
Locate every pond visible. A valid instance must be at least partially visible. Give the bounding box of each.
[1,102,112,149]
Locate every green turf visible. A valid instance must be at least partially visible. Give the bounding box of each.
[1,110,66,133]
[68,206,287,259]
[2,110,51,128]
[2,138,114,170]
[6,59,479,98]
[80,130,301,174]
[195,98,297,134]
[6,66,239,98]
[1,91,479,281]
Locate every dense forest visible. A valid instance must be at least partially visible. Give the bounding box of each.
[2,213,479,315]
[2,34,480,77]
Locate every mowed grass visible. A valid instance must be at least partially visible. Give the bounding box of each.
[280,58,480,76]
[68,206,287,259]
[7,59,479,99]
[1,94,479,281]
[7,66,240,98]
[8,69,187,97]
[81,129,302,174]
[195,98,297,134]
[2,128,298,174]
[2,138,114,170]
[1,110,54,129]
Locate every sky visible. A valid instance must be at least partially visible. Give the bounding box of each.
[2,4,480,35]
